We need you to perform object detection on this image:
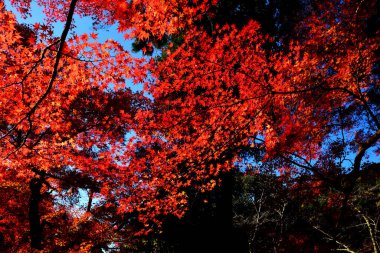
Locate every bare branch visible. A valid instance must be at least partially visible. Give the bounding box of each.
[313,226,356,253]
[353,129,380,174]
[354,207,379,253]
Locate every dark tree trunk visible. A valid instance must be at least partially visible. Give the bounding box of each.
[0,232,5,251]
[29,177,43,250]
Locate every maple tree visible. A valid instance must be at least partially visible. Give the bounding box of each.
[0,0,379,251]
[0,1,146,250]
[126,0,380,251]
[133,0,379,204]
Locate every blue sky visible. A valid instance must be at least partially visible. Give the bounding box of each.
[5,0,151,95]
[4,0,137,53]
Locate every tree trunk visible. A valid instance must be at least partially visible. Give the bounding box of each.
[29,177,42,250]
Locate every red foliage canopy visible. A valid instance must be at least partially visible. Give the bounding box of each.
[0,0,378,251]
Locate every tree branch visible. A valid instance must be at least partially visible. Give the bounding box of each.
[313,226,356,253]
[353,129,380,174]
[0,0,79,148]
[26,0,79,118]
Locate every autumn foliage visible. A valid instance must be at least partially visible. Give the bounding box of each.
[0,0,379,251]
